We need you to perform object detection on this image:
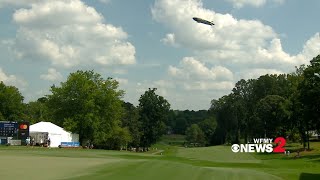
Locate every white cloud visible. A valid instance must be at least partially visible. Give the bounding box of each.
[168,57,234,91]
[161,33,179,47]
[237,68,284,80]
[169,57,233,81]
[0,0,40,8]
[226,0,266,8]
[183,81,234,91]
[151,0,320,109]
[152,0,276,51]
[0,68,27,90]
[40,68,63,81]
[10,0,136,68]
[226,0,285,8]
[115,78,128,85]
[152,0,320,76]
[123,79,228,110]
[300,33,320,61]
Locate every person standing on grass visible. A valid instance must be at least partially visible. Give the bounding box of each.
[47,137,51,148]
[31,137,35,147]
[26,137,30,146]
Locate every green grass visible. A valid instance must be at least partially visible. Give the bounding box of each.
[176,146,261,163]
[1,141,320,180]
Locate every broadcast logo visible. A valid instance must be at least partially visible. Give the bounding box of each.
[231,137,286,153]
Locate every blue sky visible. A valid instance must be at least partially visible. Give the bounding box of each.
[0,0,319,110]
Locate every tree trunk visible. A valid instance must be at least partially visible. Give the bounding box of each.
[307,130,310,150]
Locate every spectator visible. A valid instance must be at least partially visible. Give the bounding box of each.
[47,138,51,148]
[26,137,30,146]
[31,137,35,147]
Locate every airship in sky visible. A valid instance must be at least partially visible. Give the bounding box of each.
[192,17,214,26]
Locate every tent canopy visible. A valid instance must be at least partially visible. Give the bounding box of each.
[30,121,68,135]
[29,121,79,147]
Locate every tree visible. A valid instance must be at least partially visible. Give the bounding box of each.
[232,79,256,143]
[47,70,125,148]
[253,75,280,101]
[298,55,320,149]
[23,97,52,124]
[300,55,320,129]
[209,95,238,144]
[167,110,209,134]
[138,88,170,149]
[104,126,132,150]
[255,95,289,138]
[207,55,320,148]
[198,117,217,145]
[209,98,227,145]
[121,102,141,149]
[185,124,206,146]
[286,66,306,144]
[0,82,24,121]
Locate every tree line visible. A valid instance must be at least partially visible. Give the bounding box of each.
[208,55,320,150]
[0,54,319,150]
[0,70,170,150]
[160,55,319,149]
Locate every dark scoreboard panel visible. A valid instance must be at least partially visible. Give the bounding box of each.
[18,122,30,140]
[0,121,18,137]
[0,121,29,140]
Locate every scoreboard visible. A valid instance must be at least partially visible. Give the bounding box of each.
[0,121,18,137]
[0,121,29,139]
[18,122,30,140]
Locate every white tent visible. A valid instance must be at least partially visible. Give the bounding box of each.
[29,122,79,147]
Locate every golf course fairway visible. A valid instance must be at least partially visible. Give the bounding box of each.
[1,144,320,180]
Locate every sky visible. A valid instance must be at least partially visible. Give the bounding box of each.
[0,0,319,110]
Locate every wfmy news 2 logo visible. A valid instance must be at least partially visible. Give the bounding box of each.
[231,137,286,153]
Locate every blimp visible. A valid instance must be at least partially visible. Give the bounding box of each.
[192,17,214,26]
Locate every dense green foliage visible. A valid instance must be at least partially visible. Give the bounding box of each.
[121,102,141,149]
[185,124,206,146]
[210,55,320,149]
[167,110,209,134]
[0,82,24,121]
[0,55,319,150]
[46,70,126,149]
[23,97,52,124]
[138,88,170,149]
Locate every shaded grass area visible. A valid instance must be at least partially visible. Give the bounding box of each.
[299,173,320,180]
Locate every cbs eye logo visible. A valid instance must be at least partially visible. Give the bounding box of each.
[230,137,286,153]
[231,144,240,153]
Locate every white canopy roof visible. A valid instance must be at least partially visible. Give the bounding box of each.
[30,121,69,135]
[29,122,79,147]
